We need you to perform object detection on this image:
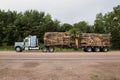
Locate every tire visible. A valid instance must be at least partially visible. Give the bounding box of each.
[42,47,47,52]
[86,47,92,52]
[83,48,87,52]
[15,47,22,52]
[94,47,100,52]
[48,47,54,52]
[102,47,108,52]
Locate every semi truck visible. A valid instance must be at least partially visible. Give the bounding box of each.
[15,32,110,52]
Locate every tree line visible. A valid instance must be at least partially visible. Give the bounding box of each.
[0,5,120,49]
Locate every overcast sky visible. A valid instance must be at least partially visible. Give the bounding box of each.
[0,0,120,25]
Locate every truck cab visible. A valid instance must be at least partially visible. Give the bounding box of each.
[15,35,39,52]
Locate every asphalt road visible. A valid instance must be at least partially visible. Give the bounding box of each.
[0,51,120,62]
[0,51,120,80]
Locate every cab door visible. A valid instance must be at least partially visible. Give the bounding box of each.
[24,38,29,47]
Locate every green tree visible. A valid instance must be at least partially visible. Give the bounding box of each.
[3,25,17,45]
[69,21,90,34]
[106,5,120,49]
[94,5,120,49]
[94,13,106,33]
[0,22,3,46]
[53,19,61,31]
[60,23,72,32]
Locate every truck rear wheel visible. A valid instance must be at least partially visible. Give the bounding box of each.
[15,47,22,52]
[42,47,47,52]
[83,48,86,52]
[48,47,54,52]
[102,47,108,52]
[86,47,92,52]
[94,47,100,52]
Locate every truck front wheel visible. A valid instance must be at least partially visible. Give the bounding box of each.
[15,47,22,52]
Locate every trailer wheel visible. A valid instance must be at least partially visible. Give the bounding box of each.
[94,47,100,52]
[83,48,86,52]
[86,47,92,52]
[102,47,108,52]
[42,47,47,52]
[15,47,22,52]
[48,47,54,52]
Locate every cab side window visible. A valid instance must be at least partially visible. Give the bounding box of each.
[25,39,29,42]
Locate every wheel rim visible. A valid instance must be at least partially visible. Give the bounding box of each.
[49,47,54,52]
[95,48,100,52]
[87,47,92,52]
[103,48,108,52]
[16,47,20,52]
[43,48,47,52]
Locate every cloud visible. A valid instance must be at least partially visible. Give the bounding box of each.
[0,0,120,24]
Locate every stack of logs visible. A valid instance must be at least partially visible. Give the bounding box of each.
[44,32,110,47]
[44,32,72,46]
[80,33,110,47]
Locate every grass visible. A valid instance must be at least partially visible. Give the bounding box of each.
[91,75,120,80]
[54,47,82,52]
[0,46,14,51]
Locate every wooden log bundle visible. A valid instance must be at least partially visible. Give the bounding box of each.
[44,32,110,48]
[80,33,110,47]
[44,32,72,46]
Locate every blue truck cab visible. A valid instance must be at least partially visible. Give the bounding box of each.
[15,35,39,52]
